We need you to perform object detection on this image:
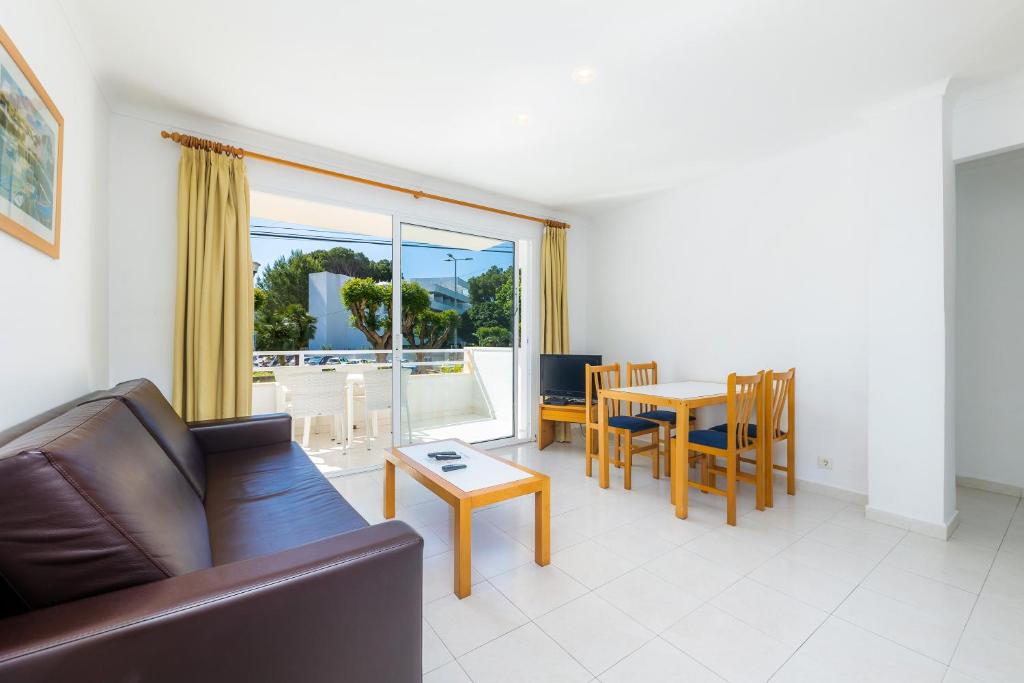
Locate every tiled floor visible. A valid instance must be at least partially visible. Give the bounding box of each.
[331,441,1024,682]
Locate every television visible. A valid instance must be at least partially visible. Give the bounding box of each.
[540,354,602,401]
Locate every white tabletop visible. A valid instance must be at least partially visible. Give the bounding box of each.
[609,381,727,401]
[396,439,533,492]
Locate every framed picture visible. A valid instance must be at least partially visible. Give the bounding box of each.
[0,25,63,259]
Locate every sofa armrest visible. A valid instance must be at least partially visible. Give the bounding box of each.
[0,521,423,683]
[188,412,292,453]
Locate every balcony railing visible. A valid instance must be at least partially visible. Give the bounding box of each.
[251,348,514,473]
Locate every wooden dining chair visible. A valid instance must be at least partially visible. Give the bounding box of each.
[763,368,796,506]
[683,372,765,525]
[584,363,661,489]
[626,361,695,477]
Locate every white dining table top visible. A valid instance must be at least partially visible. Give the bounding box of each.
[608,381,727,401]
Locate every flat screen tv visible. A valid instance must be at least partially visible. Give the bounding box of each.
[540,354,602,400]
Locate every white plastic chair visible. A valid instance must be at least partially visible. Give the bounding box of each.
[279,368,348,448]
[358,366,413,448]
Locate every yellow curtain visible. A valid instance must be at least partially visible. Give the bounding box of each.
[172,147,253,421]
[541,222,571,440]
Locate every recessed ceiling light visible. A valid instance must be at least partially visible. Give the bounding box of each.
[571,67,597,84]
[514,113,530,126]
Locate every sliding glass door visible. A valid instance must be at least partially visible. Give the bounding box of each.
[249,192,520,475]
[396,223,517,445]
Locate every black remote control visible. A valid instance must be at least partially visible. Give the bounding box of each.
[432,454,461,461]
[441,464,467,472]
[428,451,458,458]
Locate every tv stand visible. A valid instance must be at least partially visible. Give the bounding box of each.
[538,399,588,450]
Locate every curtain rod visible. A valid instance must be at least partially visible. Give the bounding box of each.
[160,130,570,229]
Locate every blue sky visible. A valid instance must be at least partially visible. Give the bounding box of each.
[251,222,513,285]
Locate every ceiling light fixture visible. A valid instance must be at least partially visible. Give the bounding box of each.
[571,67,597,84]
[514,113,530,126]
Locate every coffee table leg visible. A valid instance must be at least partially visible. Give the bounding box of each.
[535,483,551,566]
[455,500,472,599]
[384,460,396,519]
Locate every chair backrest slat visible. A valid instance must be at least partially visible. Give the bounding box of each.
[585,363,621,426]
[626,361,658,415]
[765,368,795,439]
[727,371,763,450]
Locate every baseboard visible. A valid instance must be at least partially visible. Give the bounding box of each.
[956,475,1024,498]
[790,475,868,505]
[865,505,961,540]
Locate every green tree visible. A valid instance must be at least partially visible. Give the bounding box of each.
[340,278,458,350]
[256,247,392,317]
[463,266,513,345]
[254,303,317,350]
[475,326,511,347]
[468,265,510,305]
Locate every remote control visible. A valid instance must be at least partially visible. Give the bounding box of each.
[428,451,458,458]
[432,454,461,461]
[441,463,467,472]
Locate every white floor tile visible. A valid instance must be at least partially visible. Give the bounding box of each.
[951,594,1024,682]
[424,582,529,657]
[423,619,454,673]
[881,534,996,594]
[861,564,976,624]
[748,556,857,612]
[836,587,966,663]
[663,603,795,683]
[551,539,637,589]
[458,623,592,683]
[599,637,725,683]
[712,578,829,647]
[778,537,879,584]
[980,550,1024,609]
[772,617,946,683]
[684,527,777,574]
[423,550,486,604]
[807,522,904,562]
[490,563,589,619]
[596,567,703,633]
[644,547,744,601]
[536,593,654,676]
[423,661,473,683]
[592,522,679,563]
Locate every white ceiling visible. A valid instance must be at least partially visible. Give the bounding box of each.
[60,0,1024,209]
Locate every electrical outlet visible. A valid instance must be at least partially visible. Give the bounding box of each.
[817,457,833,470]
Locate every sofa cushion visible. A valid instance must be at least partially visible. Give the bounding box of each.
[0,400,212,610]
[88,379,206,498]
[205,441,368,565]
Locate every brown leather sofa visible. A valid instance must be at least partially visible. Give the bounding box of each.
[0,379,423,682]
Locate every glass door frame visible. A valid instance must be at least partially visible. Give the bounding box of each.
[389,215,532,450]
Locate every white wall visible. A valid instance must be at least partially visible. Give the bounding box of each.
[953,76,1024,162]
[106,109,587,421]
[955,149,1024,490]
[585,86,959,530]
[0,1,109,428]
[585,126,871,495]
[864,85,957,533]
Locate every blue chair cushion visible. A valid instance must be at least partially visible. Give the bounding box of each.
[710,423,758,438]
[636,409,677,424]
[686,429,729,449]
[607,415,659,432]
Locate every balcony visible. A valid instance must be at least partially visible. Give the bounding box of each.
[252,347,515,475]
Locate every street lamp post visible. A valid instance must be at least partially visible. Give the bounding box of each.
[444,253,472,347]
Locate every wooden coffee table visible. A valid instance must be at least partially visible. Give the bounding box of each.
[384,439,551,599]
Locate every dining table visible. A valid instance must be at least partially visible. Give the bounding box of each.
[597,380,728,519]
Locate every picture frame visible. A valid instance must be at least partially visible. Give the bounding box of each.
[0,25,63,259]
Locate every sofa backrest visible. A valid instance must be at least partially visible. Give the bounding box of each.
[87,379,207,498]
[0,399,212,612]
